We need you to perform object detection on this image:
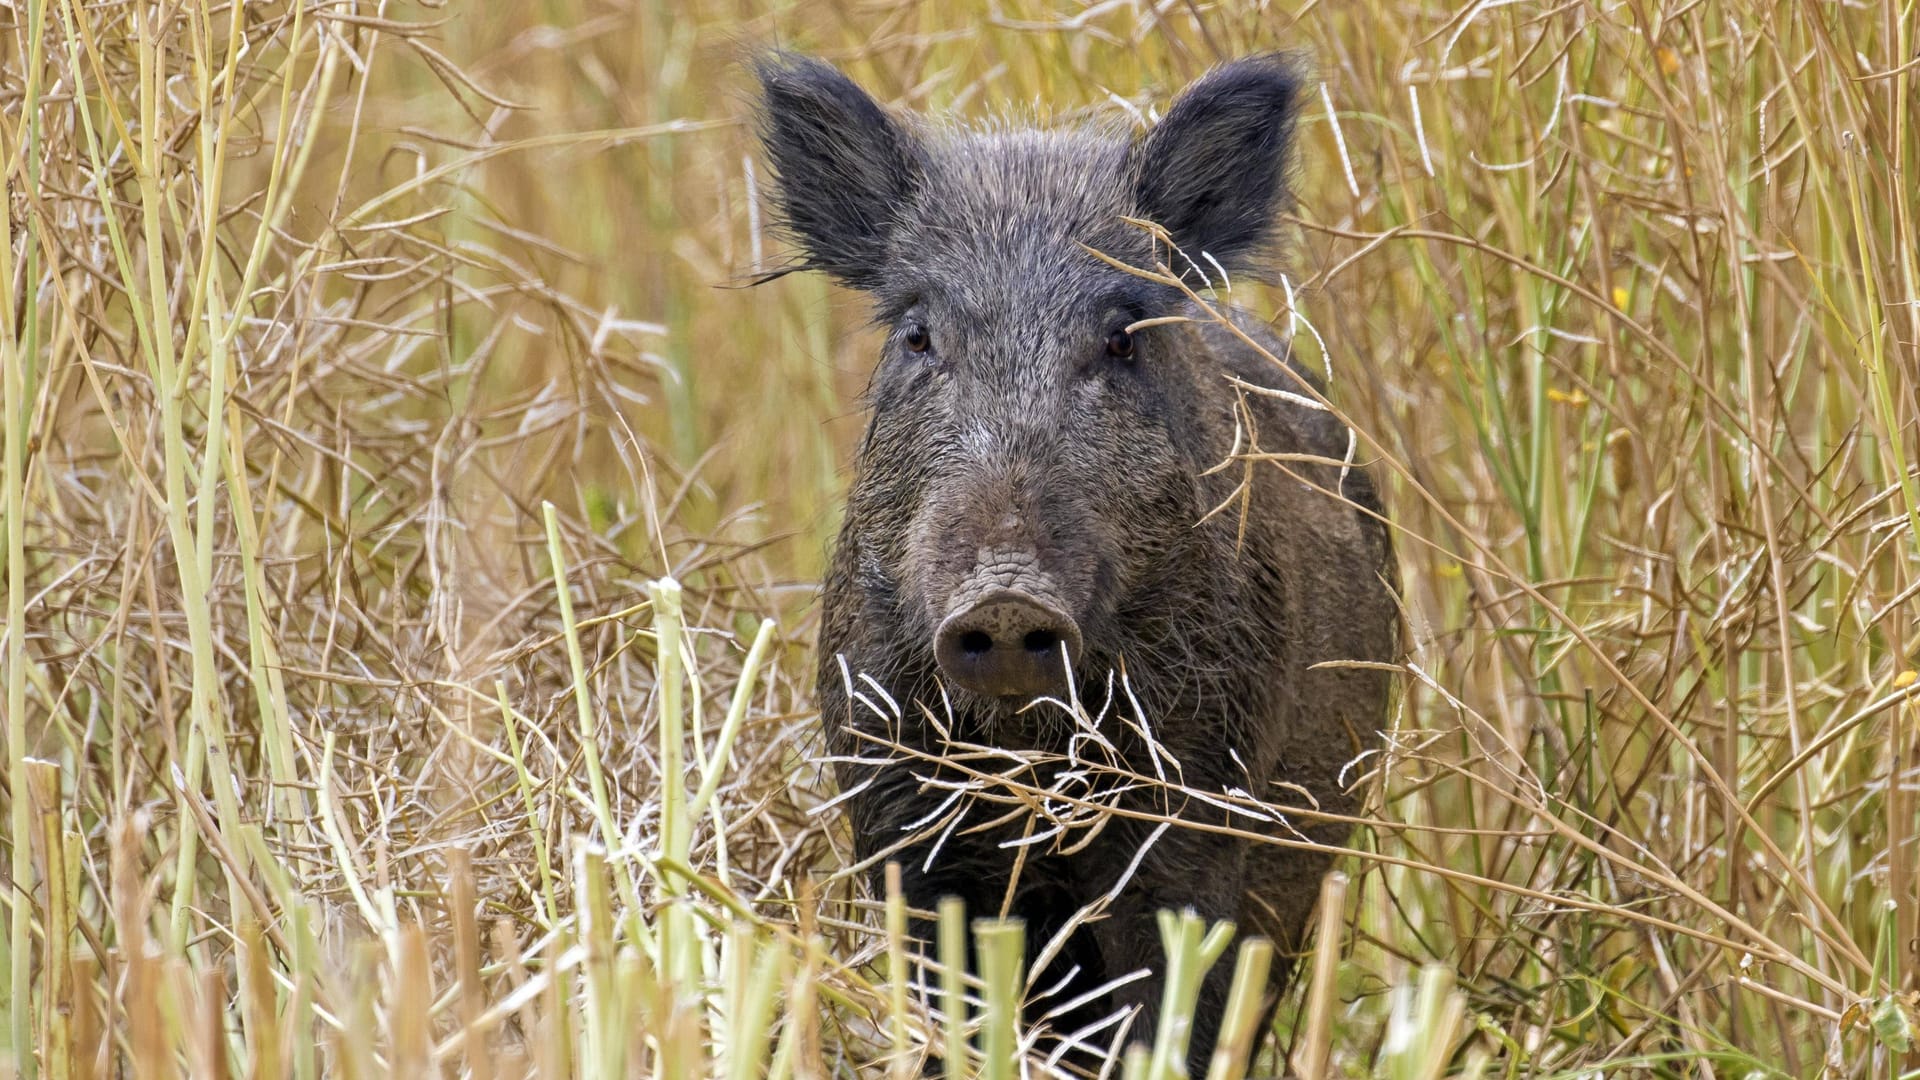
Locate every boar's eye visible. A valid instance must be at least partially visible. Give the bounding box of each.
[1105,327,1136,361]
[903,323,933,353]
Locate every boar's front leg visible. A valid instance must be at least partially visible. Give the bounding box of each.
[1083,821,1247,1069]
[842,759,1014,931]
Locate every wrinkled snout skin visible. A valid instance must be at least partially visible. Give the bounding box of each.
[757,50,1399,1071]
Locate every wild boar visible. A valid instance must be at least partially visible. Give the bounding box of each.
[754,51,1397,1068]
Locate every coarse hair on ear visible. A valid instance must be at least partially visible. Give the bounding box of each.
[1131,53,1307,280]
[752,51,925,291]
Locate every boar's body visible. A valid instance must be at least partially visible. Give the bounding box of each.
[757,52,1397,1068]
[817,314,1395,1052]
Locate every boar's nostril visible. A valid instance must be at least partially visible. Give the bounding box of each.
[933,590,1082,700]
[1023,629,1061,655]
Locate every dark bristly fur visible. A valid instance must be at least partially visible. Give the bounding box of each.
[754,51,1397,1071]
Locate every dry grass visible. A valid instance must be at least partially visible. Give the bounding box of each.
[3,0,1917,1077]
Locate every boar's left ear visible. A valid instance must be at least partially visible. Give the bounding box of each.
[1131,54,1305,279]
[753,51,925,291]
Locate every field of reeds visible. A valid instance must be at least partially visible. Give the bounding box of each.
[3,0,1918,1076]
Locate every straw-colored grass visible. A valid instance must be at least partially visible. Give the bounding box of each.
[2,0,1916,1077]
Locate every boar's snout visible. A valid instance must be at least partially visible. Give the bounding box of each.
[934,589,1082,700]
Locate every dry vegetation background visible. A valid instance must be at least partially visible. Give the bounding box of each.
[3,0,1919,1077]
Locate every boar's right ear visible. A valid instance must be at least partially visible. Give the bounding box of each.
[753,52,924,291]
[1131,54,1305,280]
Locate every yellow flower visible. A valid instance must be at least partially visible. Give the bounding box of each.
[1612,285,1630,310]
[1547,387,1590,406]
[1657,47,1681,76]
[1896,669,1919,690]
